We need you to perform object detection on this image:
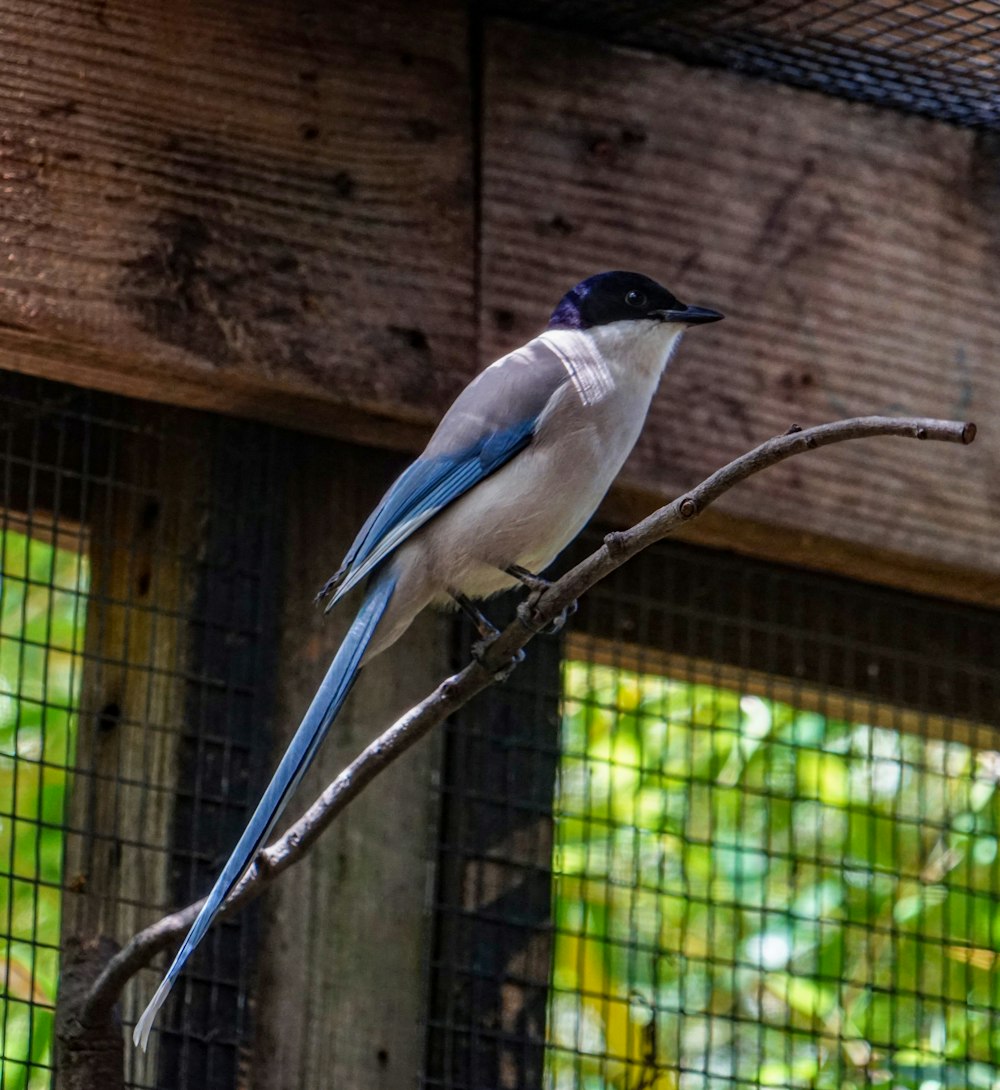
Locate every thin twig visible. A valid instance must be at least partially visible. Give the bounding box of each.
[81,414,975,1021]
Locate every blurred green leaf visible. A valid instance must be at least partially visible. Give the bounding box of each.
[548,659,1000,1089]
[1,530,88,1090]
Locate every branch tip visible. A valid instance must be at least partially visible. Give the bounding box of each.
[962,421,977,444]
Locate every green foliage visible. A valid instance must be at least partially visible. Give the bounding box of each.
[0,530,88,1090]
[548,661,1000,1090]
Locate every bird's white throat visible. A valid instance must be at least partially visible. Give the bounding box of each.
[539,320,682,408]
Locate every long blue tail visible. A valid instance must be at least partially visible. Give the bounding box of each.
[133,572,397,1050]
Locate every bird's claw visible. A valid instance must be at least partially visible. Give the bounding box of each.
[544,598,579,635]
[471,636,526,682]
[506,564,577,635]
[517,595,578,635]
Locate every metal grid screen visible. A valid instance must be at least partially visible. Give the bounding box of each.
[428,528,1000,1089]
[488,0,1000,130]
[0,372,283,1089]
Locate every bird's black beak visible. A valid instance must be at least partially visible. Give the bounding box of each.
[652,304,724,325]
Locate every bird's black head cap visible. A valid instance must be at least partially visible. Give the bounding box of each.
[548,271,723,330]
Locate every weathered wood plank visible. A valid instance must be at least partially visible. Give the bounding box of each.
[59,408,205,1088]
[481,20,999,583]
[251,440,447,1090]
[0,0,474,434]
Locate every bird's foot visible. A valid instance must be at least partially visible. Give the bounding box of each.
[506,565,577,635]
[517,596,578,636]
[471,635,525,682]
[545,598,579,635]
[453,588,523,680]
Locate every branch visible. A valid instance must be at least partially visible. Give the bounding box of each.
[82,414,975,1021]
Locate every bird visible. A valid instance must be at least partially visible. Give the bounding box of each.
[133,270,722,1048]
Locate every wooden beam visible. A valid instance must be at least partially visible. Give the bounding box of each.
[480,20,999,586]
[0,0,475,439]
[599,489,1000,611]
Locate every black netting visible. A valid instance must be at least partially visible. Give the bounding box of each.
[428,528,1000,1089]
[489,0,1000,128]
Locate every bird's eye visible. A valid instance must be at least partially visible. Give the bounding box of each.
[625,290,647,308]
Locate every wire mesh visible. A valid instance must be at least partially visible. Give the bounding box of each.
[487,0,1000,129]
[4,369,999,1090]
[0,371,284,1089]
[427,596,564,1089]
[427,527,1000,1089]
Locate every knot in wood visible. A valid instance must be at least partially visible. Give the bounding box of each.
[603,530,629,558]
[589,137,617,165]
[679,497,698,519]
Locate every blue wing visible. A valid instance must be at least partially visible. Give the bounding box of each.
[319,335,570,608]
[320,421,533,607]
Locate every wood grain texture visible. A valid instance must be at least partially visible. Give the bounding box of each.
[0,0,474,435]
[251,440,447,1090]
[62,412,197,942]
[481,20,1000,583]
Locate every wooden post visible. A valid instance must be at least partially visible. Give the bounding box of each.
[250,438,449,1090]
[57,407,218,1086]
[62,409,202,954]
[57,403,286,1088]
